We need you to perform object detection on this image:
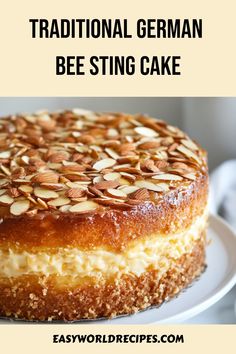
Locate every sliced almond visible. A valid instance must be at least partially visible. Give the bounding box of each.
[129,188,149,200]
[49,152,69,163]
[93,158,116,171]
[37,198,48,209]
[94,180,120,190]
[0,194,14,205]
[119,177,130,186]
[71,197,88,203]
[18,185,33,193]
[143,160,159,172]
[106,188,127,199]
[9,187,20,198]
[155,160,169,169]
[0,189,6,196]
[0,165,11,176]
[177,145,201,164]
[107,128,119,137]
[118,185,140,194]
[103,172,121,181]
[65,188,85,198]
[48,197,70,207]
[0,179,8,187]
[120,172,136,182]
[0,151,11,159]
[156,183,170,192]
[21,155,30,164]
[40,183,65,191]
[152,173,183,181]
[94,198,131,208]
[34,187,59,199]
[171,162,189,170]
[10,199,30,215]
[134,127,159,137]
[88,186,103,197]
[135,180,164,192]
[59,205,71,212]
[66,181,88,190]
[105,148,120,160]
[138,141,160,150]
[183,173,197,181]
[181,139,198,151]
[69,200,98,213]
[32,171,59,184]
[93,175,103,184]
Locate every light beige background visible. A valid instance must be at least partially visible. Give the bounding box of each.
[0,0,236,95]
[0,325,235,354]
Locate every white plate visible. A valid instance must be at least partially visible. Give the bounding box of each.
[103,214,236,324]
[1,214,236,324]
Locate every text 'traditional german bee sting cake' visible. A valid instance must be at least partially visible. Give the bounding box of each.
[0,109,208,321]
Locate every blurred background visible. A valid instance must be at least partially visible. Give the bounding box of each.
[0,97,235,170]
[0,97,235,324]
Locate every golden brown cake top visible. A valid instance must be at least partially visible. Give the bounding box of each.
[0,109,207,219]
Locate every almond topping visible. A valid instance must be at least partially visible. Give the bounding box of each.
[103,172,121,181]
[152,173,183,181]
[135,180,164,192]
[183,173,197,181]
[32,171,59,184]
[134,127,159,137]
[88,186,103,197]
[129,188,149,200]
[94,180,120,190]
[18,185,33,194]
[181,139,198,151]
[143,160,159,172]
[118,186,140,194]
[0,194,14,205]
[48,151,69,163]
[48,197,70,207]
[0,179,8,187]
[105,148,120,160]
[10,199,30,215]
[177,145,201,164]
[106,188,127,199]
[65,188,85,198]
[138,141,160,149]
[0,151,11,159]
[69,200,98,213]
[93,158,116,171]
[0,110,205,215]
[120,172,136,182]
[9,188,20,198]
[0,189,6,196]
[155,161,169,169]
[40,183,65,191]
[34,187,59,199]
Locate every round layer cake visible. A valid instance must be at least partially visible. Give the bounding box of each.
[0,109,208,321]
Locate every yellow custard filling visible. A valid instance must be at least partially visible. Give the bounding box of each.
[0,210,208,278]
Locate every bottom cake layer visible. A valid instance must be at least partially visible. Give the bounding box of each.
[0,235,206,322]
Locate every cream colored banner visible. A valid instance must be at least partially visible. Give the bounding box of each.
[0,0,235,96]
[0,325,235,354]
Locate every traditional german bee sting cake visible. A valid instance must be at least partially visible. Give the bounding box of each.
[0,109,208,321]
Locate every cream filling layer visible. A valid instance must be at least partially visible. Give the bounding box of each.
[0,210,208,278]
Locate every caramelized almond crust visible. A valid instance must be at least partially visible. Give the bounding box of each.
[0,236,205,321]
[0,110,208,252]
[0,172,208,252]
